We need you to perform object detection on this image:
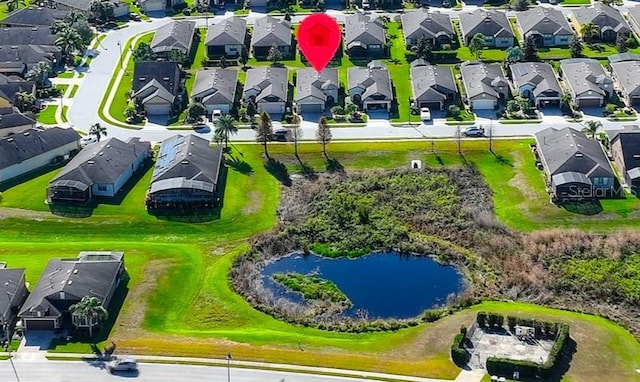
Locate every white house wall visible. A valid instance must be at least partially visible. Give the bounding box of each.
[0,141,78,183]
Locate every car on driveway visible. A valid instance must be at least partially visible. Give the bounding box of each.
[461,126,485,137]
[107,357,137,373]
[420,107,431,121]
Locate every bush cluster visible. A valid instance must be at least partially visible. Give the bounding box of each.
[450,333,468,366]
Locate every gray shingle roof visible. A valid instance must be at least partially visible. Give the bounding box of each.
[0,27,57,46]
[572,3,629,34]
[410,65,455,103]
[516,7,573,36]
[206,17,246,46]
[295,67,339,103]
[560,58,612,98]
[628,5,640,32]
[149,134,223,194]
[610,60,640,98]
[250,16,291,48]
[347,62,393,101]
[50,137,150,186]
[608,52,640,63]
[243,66,288,103]
[52,0,92,11]
[510,62,561,98]
[344,12,386,50]
[132,61,181,103]
[610,129,640,181]
[18,252,124,318]
[460,62,508,100]
[400,9,453,42]
[0,127,78,171]
[0,268,25,318]
[459,9,514,41]
[535,127,614,178]
[0,76,35,105]
[0,8,67,27]
[150,20,196,54]
[192,68,238,106]
[0,45,58,71]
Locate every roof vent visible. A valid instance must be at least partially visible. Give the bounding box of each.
[181,160,189,164]
[67,280,73,285]
[73,269,78,274]
[106,144,111,148]
[7,137,13,142]
[633,154,640,159]
[23,131,30,136]
[139,77,146,81]
[88,160,95,164]
[99,152,104,156]
[575,153,583,158]
[163,77,170,81]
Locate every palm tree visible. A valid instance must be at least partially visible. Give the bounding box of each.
[69,296,108,338]
[89,123,107,142]
[255,111,273,158]
[213,128,225,146]
[582,120,602,140]
[15,92,35,112]
[55,27,86,64]
[289,114,302,159]
[316,116,332,158]
[26,61,51,89]
[581,23,600,44]
[7,0,26,12]
[214,115,237,148]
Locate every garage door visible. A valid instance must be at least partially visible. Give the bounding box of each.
[366,103,388,111]
[258,103,284,114]
[419,101,442,110]
[471,99,495,110]
[579,98,601,108]
[145,103,171,115]
[206,104,231,114]
[299,103,323,113]
[24,319,56,331]
[141,0,165,12]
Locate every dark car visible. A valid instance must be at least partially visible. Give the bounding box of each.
[273,128,290,141]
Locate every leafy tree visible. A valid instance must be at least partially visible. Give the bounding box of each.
[267,43,283,65]
[513,0,528,11]
[316,116,332,158]
[238,107,248,122]
[560,93,572,111]
[7,0,26,12]
[56,27,86,63]
[344,102,357,118]
[581,23,599,44]
[133,42,157,62]
[89,123,107,142]
[505,46,524,63]
[616,33,628,53]
[15,92,35,112]
[524,35,538,61]
[214,114,237,148]
[91,0,114,23]
[73,19,94,45]
[289,113,302,158]
[583,120,602,139]
[168,49,189,65]
[570,37,583,58]
[124,105,137,122]
[246,100,257,119]
[69,296,108,338]
[256,111,273,158]
[602,0,613,5]
[186,102,206,122]
[26,61,51,88]
[64,9,87,25]
[469,34,485,60]
[411,37,433,61]
[239,45,249,68]
[447,104,461,119]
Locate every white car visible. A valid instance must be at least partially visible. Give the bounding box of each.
[212,110,222,121]
[107,357,137,373]
[420,107,431,121]
[80,135,97,147]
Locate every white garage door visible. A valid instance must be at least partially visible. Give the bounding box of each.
[258,102,285,114]
[471,99,495,110]
[145,103,171,115]
[205,104,231,114]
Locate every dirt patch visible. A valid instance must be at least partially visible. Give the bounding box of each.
[242,190,262,215]
[0,207,56,220]
[508,150,540,203]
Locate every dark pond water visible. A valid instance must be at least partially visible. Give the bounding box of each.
[261,252,464,319]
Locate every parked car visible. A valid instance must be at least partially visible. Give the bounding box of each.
[107,357,137,373]
[420,107,431,121]
[80,135,97,147]
[273,128,289,141]
[212,110,222,121]
[130,13,141,21]
[461,126,485,137]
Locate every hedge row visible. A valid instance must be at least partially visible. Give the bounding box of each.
[450,333,468,366]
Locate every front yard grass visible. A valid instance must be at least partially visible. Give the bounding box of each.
[446,110,475,122]
[68,85,79,98]
[36,105,57,124]
[560,0,590,5]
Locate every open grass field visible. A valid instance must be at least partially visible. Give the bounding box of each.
[2,141,640,380]
[36,105,58,124]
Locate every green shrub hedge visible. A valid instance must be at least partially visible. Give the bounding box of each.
[450,333,468,366]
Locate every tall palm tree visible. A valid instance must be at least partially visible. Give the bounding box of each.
[69,296,108,338]
[582,120,602,140]
[89,123,107,142]
[581,23,600,44]
[255,112,273,158]
[7,0,26,12]
[55,27,85,64]
[214,115,237,148]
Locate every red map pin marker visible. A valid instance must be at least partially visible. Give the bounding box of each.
[297,13,341,73]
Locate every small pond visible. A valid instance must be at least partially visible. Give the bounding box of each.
[261,252,464,319]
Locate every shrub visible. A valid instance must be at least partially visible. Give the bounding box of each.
[627,37,638,49]
[423,309,445,322]
[507,316,516,331]
[330,105,344,115]
[450,333,468,366]
[604,103,617,116]
[476,311,487,327]
[73,56,83,67]
[440,43,451,51]
[0,192,3,203]
[182,8,191,15]
[460,325,467,336]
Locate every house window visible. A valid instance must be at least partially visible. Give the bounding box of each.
[369,44,382,49]
[228,46,238,52]
[544,34,553,39]
[559,36,568,42]
[98,185,107,191]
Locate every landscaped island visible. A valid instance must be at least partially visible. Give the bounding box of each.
[272,272,352,306]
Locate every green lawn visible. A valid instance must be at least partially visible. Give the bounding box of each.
[61,106,69,123]
[55,84,69,95]
[509,17,522,44]
[446,110,475,122]
[385,22,411,122]
[69,85,79,98]
[36,105,58,124]
[56,71,76,79]
[560,0,590,4]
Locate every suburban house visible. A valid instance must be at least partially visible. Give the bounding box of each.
[0,75,36,108]
[18,251,125,331]
[515,8,573,47]
[294,68,339,114]
[139,0,184,13]
[205,17,246,58]
[460,62,509,110]
[150,20,196,57]
[250,16,292,59]
[0,267,27,339]
[400,9,454,48]
[47,137,151,205]
[560,58,613,108]
[459,9,514,48]
[0,8,66,28]
[609,59,640,106]
[192,68,238,114]
[132,61,182,116]
[571,4,629,43]
[50,0,130,18]
[607,126,640,190]
[410,61,456,110]
[0,45,60,76]
[243,66,288,114]
[0,27,57,46]
[347,61,393,112]
[510,62,562,107]
[535,127,617,200]
[146,135,224,211]
[627,6,640,38]
[0,127,79,184]
[0,107,36,137]
[344,13,386,59]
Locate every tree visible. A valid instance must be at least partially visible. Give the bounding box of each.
[581,23,599,44]
[411,37,433,61]
[55,27,86,63]
[214,114,237,148]
[7,0,26,12]
[570,37,583,58]
[469,34,485,60]
[560,93,572,112]
[64,9,87,26]
[26,61,51,89]
[168,49,189,65]
[316,116,332,158]
[124,105,137,122]
[133,42,156,62]
[213,128,226,146]
[267,43,282,65]
[524,35,538,61]
[455,125,462,155]
[616,33,628,53]
[447,104,461,119]
[583,120,602,139]
[289,113,302,159]
[72,19,94,45]
[239,45,249,68]
[186,102,205,122]
[91,0,114,23]
[506,46,524,63]
[246,100,257,120]
[89,123,107,142]
[513,0,528,11]
[256,111,273,158]
[15,92,35,112]
[69,296,108,338]
[344,102,357,118]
